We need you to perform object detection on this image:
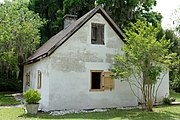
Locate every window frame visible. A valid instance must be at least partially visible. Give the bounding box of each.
[90,70,104,92]
[37,70,42,89]
[91,23,105,45]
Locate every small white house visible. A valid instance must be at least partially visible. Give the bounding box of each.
[23,6,169,111]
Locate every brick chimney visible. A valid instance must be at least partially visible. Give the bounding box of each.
[63,14,77,29]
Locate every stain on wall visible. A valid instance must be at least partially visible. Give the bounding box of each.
[106,54,114,63]
[51,51,103,72]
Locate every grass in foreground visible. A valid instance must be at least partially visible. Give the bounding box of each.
[170,91,180,102]
[0,91,179,120]
[0,105,180,120]
[0,92,20,106]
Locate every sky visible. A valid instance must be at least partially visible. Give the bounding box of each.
[153,0,180,29]
[0,0,179,30]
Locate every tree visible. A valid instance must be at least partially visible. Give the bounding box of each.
[29,0,162,46]
[165,30,180,92]
[64,0,95,17]
[96,0,162,29]
[29,0,64,45]
[111,20,176,111]
[171,8,180,92]
[29,0,96,45]
[172,8,180,33]
[0,0,43,90]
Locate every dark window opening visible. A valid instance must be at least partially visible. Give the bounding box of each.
[91,23,104,45]
[91,72,101,89]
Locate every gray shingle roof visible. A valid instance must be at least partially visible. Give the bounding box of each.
[25,6,125,64]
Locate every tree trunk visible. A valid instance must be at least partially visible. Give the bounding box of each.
[18,56,24,81]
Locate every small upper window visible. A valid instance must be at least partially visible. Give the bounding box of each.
[91,23,104,45]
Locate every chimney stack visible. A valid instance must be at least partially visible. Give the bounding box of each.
[63,14,77,29]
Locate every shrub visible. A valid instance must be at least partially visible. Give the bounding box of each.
[0,78,22,92]
[23,89,41,104]
[163,97,171,105]
[163,97,176,105]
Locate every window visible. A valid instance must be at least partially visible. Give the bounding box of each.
[91,23,104,44]
[37,70,42,89]
[26,72,30,86]
[91,70,103,90]
[90,70,114,91]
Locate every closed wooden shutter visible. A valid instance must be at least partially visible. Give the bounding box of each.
[91,23,97,43]
[97,24,104,44]
[26,72,30,86]
[102,72,114,90]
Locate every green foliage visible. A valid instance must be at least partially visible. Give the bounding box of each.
[112,20,176,80]
[170,79,180,92]
[0,0,44,87]
[29,0,63,45]
[23,89,41,104]
[0,79,22,92]
[163,97,171,105]
[0,0,44,59]
[163,30,180,92]
[29,0,96,45]
[1,105,180,120]
[64,0,95,16]
[28,0,162,46]
[96,0,162,29]
[163,97,175,105]
[111,20,177,111]
[165,30,180,53]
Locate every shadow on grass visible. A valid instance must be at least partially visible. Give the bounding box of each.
[21,108,179,120]
[0,92,20,106]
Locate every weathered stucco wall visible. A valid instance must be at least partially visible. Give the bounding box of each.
[48,13,138,110]
[155,72,169,102]
[23,57,50,110]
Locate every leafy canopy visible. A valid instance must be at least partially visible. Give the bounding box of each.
[96,0,162,29]
[111,20,177,111]
[0,0,44,67]
[112,20,176,81]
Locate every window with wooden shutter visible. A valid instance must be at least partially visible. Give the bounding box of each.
[26,72,30,86]
[91,23,104,45]
[102,72,114,90]
[90,70,114,92]
[37,70,42,89]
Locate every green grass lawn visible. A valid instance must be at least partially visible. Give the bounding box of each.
[0,91,179,120]
[0,105,180,120]
[0,92,20,106]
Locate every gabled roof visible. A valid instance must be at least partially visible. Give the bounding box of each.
[25,6,125,64]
